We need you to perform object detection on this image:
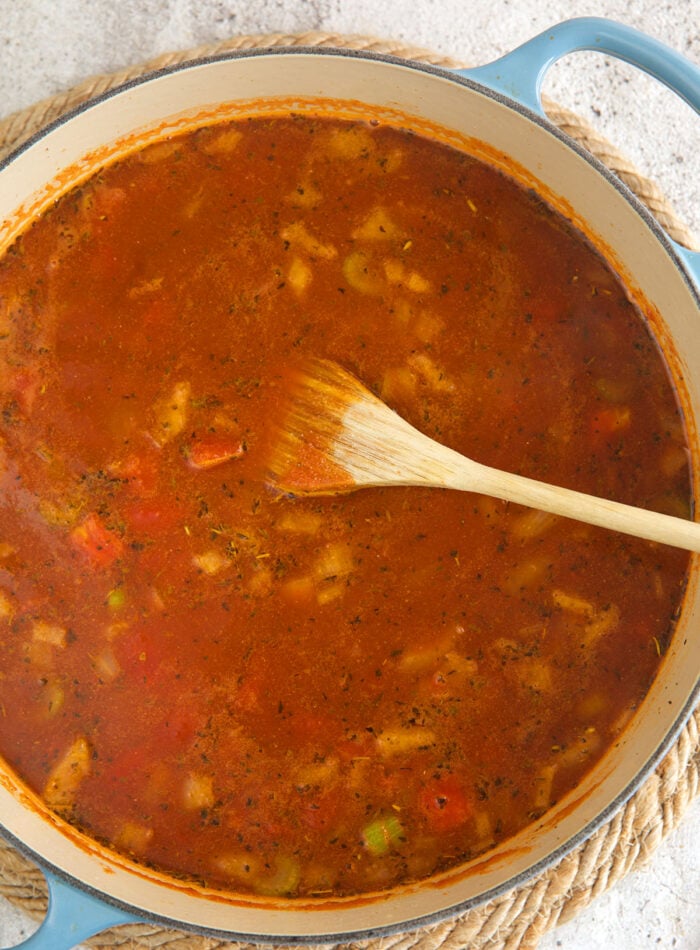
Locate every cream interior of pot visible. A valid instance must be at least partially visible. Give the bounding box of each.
[0,52,699,939]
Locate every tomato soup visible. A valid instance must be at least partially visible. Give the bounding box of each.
[0,115,691,898]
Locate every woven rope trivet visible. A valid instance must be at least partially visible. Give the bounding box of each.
[0,32,698,950]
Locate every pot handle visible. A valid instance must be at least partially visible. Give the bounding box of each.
[458,16,699,118]
[676,246,700,290]
[10,868,139,950]
[457,16,700,287]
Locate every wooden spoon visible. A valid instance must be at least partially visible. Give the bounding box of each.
[266,357,700,553]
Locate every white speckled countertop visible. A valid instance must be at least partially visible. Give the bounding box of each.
[1,2,699,948]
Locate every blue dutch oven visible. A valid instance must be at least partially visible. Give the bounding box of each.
[0,17,699,949]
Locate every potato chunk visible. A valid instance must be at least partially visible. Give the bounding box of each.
[281,221,337,260]
[92,645,121,682]
[43,737,91,812]
[115,820,154,854]
[533,763,557,810]
[201,127,243,155]
[327,125,374,159]
[183,772,216,810]
[150,381,191,446]
[285,181,323,208]
[552,589,620,646]
[342,250,385,295]
[0,590,14,621]
[193,550,229,575]
[32,620,67,648]
[277,510,323,535]
[287,256,313,294]
[280,576,316,606]
[352,207,403,241]
[313,543,353,580]
[407,353,456,392]
[376,726,436,755]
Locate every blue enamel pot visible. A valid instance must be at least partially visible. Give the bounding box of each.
[0,17,698,949]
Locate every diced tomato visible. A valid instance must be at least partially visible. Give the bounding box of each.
[12,368,41,414]
[157,705,198,752]
[115,623,171,689]
[232,675,262,714]
[70,512,124,567]
[111,453,159,496]
[89,248,121,283]
[187,433,246,470]
[286,711,328,745]
[418,775,473,832]
[122,499,184,534]
[531,296,565,323]
[590,405,631,437]
[428,668,452,695]
[298,791,340,831]
[84,187,128,248]
[93,186,127,218]
[141,297,170,327]
[105,707,197,782]
[223,796,288,843]
[106,745,150,782]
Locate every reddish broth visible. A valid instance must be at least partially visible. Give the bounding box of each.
[0,115,691,898]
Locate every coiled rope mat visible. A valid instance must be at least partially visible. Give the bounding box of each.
[0,31,699,950]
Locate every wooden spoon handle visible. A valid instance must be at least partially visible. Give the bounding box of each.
[411,429,700,552]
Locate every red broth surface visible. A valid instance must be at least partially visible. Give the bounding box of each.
[0,115,691,898]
